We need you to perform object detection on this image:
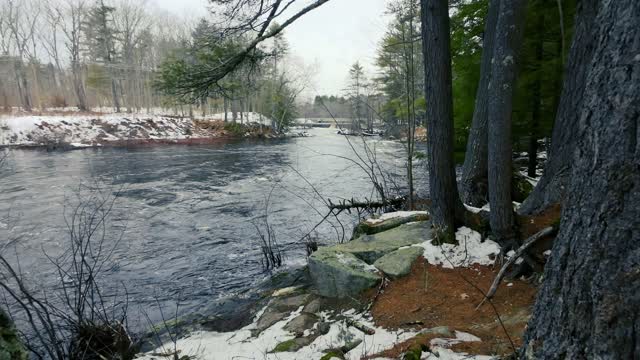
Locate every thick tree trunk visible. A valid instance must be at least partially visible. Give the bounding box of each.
[420,0,464,242]
[459,0,500,207]
[522,1,639,357]
[487,0,527,244]
[518,0,599,215]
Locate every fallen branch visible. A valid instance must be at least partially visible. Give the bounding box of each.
[476,226,557,309]
[346,318,376,335]
[327,197,405,212]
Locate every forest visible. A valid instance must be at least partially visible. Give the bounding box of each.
[0,0,637,359]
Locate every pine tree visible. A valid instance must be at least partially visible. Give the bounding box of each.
[83,0,121,112]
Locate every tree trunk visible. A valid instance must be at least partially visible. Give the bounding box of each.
[420,0,464,242]
[110,77,120,113]
[14,61,32,112]
[522,1,639,357]
[72,63,88,111]
[459,0,500,207]
[224,97,229,122]
[518,0,599,215]
[527,12,544,178]
[487,0,527,244]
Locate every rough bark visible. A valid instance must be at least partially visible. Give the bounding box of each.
[518,0,600,215]
[487,0,527,244]
[523,1,640,357]
[72,63,88,111]
[110,77,120,113]
[459,0,500,207]
[420,0,464,242]
[14,61,32,112]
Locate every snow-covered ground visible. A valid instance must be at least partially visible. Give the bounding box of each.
[137,307,417,360]
[137,306,491,360]
[365,211,430,225]
[414,227,501,269]
[0,112,272,147]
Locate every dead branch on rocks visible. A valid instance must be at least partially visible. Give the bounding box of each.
[327,197,406,213]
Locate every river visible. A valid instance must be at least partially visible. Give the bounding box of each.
[0,128,428,328]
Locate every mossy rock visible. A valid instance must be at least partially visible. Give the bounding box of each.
[352,212,430,239]
[270,339,297,353]
[338,221,433,263]
[374,247,424,279]
[403,344,427,360]
[512,173,535,203]
[269,337,314,353]
[320,350,345,360]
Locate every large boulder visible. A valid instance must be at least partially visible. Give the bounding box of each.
[337,221,433,263]
[309,222,434,298]
[308,249,381,298]
[352,211,430,239]
[373,246,423,279]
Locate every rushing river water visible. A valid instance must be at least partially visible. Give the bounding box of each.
[0,128,428,327]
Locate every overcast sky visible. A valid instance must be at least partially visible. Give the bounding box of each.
[150,0,391,97]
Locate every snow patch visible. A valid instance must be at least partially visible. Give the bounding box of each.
[137,308,416,360]
[366,211,429,225]
[464,203,491,214]
[415,227,500,269]
[423,331,494,360]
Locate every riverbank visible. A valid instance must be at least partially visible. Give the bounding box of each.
[137,210,553,359]
[0,112,298,150]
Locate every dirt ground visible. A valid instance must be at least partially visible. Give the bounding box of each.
[365,258,539,358]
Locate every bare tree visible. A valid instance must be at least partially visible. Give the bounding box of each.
[59,0,89,111]
[5,0,40,111]
[0,184,137,359]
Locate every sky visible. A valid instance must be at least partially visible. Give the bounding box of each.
[151,0,391,98]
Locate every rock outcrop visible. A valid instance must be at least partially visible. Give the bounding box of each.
[309,221,433,297]
[351,211,430,239]
[373,247,424,279]
[308,249,381,298]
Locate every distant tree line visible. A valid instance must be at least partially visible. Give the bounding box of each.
[0,0,197,113]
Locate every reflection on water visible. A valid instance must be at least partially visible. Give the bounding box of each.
[0,128,427,326]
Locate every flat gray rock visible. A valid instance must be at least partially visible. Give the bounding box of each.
[374,246,423,279]
[308,249,381,298]
[283,313,319,337]
[336,221,432,263]
[352,212,430,239]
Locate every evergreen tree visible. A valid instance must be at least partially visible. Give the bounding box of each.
[83,0,121,112]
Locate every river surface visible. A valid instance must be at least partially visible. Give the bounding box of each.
[0,128,428,327]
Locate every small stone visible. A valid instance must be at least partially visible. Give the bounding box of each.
[303,298,322,314]
[317,321,331,335]
[283,313,319,337]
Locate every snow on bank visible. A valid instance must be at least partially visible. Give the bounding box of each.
[0,112,272,146]
[137,308,416,360]
[415,227,501,269]
[208,112,273,126]
[365,211,430,225]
